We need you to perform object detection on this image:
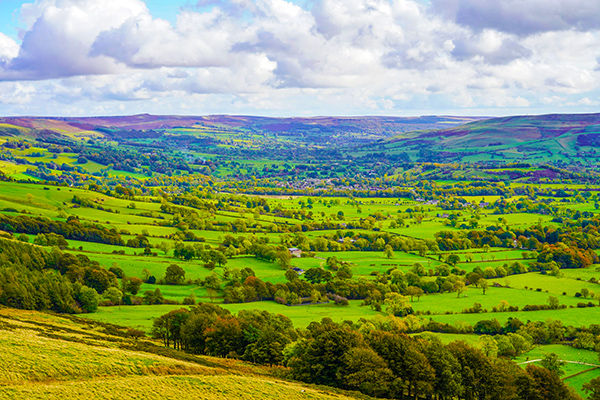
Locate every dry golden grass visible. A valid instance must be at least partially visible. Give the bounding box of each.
[0,328,216,383]
[0,375,366,400]
[0,307,369,400]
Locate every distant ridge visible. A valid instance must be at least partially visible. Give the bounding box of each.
[0,114,486,134]
[359,112,600,163]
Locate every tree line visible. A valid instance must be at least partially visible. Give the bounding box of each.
[152,303,581,400]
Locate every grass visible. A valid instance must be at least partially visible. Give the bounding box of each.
[427,304,600,327]
[0,375,366,400]
[409,285,584,314]
[83,300,382,332]
[314,251,440,276]
[0,307,366,400]
[515,344,600,397]
[491,270,600,297]
[0,328,205,382]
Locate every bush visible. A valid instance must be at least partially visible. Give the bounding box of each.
[108,266,125,279]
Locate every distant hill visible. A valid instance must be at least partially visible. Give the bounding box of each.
[356,113,600,164]
[2,112,599,165]
[0,114,485,144]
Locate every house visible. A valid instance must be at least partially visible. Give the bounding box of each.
[288,247,302,257]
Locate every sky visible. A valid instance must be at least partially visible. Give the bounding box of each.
[0,0,598,117]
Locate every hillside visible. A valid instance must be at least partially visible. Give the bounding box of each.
[0,307,370,400]
[0,114,484,144]
[357,113,600,164]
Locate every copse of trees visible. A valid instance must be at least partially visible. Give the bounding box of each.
[151,304,297,363]
[0,237,101,313]
[152,304,579,400]
[0,214,124,245]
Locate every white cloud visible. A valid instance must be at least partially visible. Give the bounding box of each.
[0,0,149,80]
[432,0,600,36]
[0,0,597,116]
[0,82,36,104]
[0,33,19,62]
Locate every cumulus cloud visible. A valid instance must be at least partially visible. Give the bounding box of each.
[0,0,148,80]
[451,30,532,65]
[0,33,19,63]
[432,0,600,36]
[0,0,598,116]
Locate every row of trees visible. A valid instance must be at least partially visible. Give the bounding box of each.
[152,304,581,400]
[0,214,124,245]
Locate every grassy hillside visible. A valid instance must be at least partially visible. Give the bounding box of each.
[0,307,369,400]
[357,112,600,164]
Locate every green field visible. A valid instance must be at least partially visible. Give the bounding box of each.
[2,113,600,398]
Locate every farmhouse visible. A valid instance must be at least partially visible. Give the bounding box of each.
[288,247,302,257]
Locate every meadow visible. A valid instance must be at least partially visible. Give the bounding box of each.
[0,307,366,400]
[2,113,600,397]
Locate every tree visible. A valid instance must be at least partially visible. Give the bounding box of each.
[158,241,171,255]
[446,254,460,266]
[384,245,395,259]
[583,377,600,400]
[594,292,600,306]
[122,276,143,295]
[204,315,245,357]
[384,293,413,317]
[478,279,489,295]
[518,364,577,400]
[164,264,186,284]
[108,264,124,279]
[325,256,339,270]
[151,308,190,350]
[406,286,424,302]
[276,250,292,269]
[547,295,560,310]
[340,347,393,397]
[303,268,332,284]
[423,340,463,399]
[103,287,122,305]
[143,288,164,305]
[479,335,498,358]
[336,264,353,280]
[540,352,565,377]
[83,268,117,294]
[285,268,299,282]
[287,321,364,387]
[454,280,467,298]
[74,284,99,313]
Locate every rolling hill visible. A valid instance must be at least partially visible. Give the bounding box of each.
[357,113,600,164]
[0,114,485,143]
[0,306,371,400]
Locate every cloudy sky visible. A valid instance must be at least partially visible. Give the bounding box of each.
[0,0,598,117]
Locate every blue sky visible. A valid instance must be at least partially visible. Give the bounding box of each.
[0,0,598,117]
